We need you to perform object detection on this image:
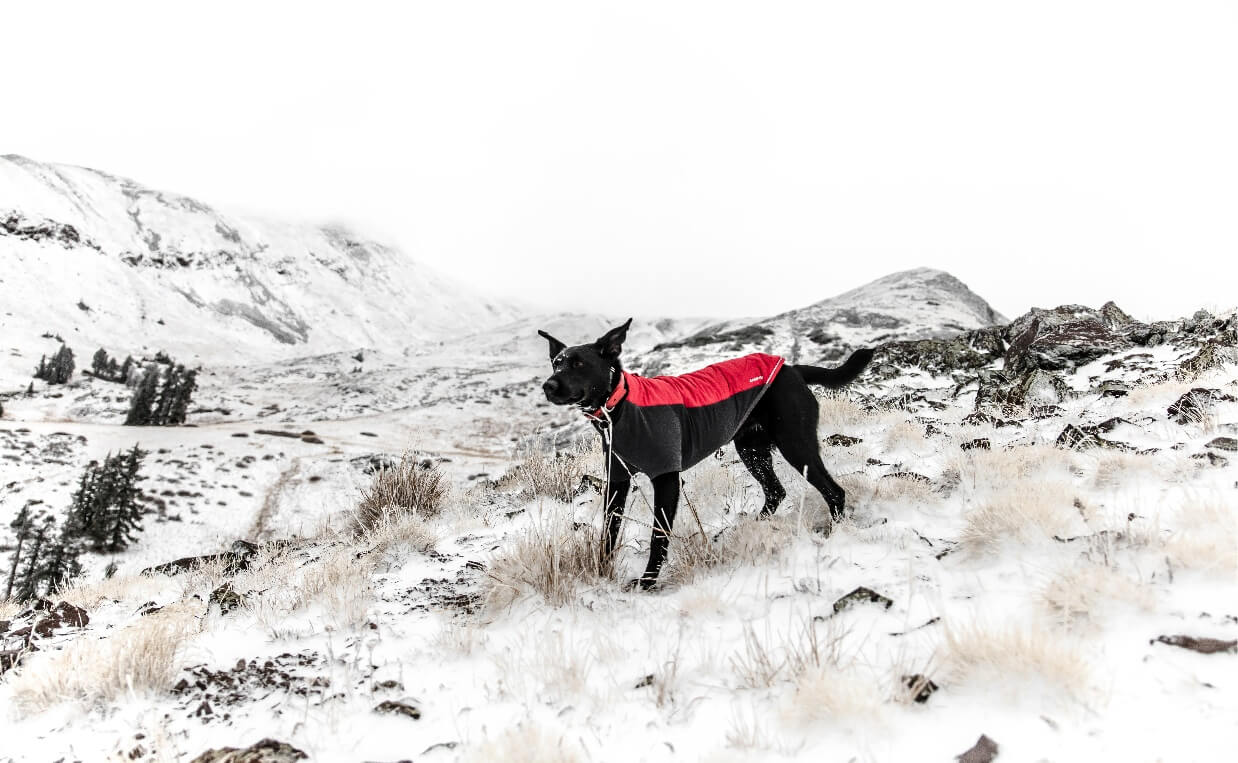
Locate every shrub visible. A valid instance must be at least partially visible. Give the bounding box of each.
[354,453,448,533]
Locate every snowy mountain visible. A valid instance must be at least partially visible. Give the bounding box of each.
[0,154,518,370]
[638,268,1005,374]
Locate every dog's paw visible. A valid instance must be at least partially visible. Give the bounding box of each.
[626,576,659,592]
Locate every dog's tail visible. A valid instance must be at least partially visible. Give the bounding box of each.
[793,347,875,388]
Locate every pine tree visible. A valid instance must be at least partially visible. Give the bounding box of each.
[65,468,100,545]
[64,447,148,553]
[5,503,35,600]
[120,355,136,385]
[170,368,198,424]
[50,344,75,384]
[37,524,82,595]
[34,354,48,381]
[101,445,147,552]
[92,348,111,378]
[152,364,180,425]
[125,364,160,425]
[10,514,53,602]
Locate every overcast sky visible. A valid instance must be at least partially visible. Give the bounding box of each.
[3,1,1235,321]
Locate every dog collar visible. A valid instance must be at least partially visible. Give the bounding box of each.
[584,370,629,420]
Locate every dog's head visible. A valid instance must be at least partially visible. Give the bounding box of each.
[538,318,632,408]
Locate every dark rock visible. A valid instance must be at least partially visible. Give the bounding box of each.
[956,734,1000,763]
[209,582,246,615]
[300,436,324,444]
[1056,424,1127,451]
[1152,634,1237,654]
[1099,380,1131,397]
[188,739,308,763]
[960,438,990,451]
[1168,388,1234,425]
[374,700,422,720]
[1192,452,1229,467]
[902,674,939,703]
[825,434,862,447]
[832,586,893,614]
[144,540,258,577]
[1,649,26,675]
[883,471,931,483]
[1206,436,1238,452]
[1096,417,1133,433]
[32,601,89,637]
[1179,341,1238,379]
[1004,305,1131,374]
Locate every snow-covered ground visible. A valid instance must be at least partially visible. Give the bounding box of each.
[3,156,1235,762]
[2,322,1234,762]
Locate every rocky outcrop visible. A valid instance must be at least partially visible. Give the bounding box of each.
[1,211,95,249]
[188,739,307,763]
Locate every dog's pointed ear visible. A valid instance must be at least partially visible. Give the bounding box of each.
[537,329,567,361]
[594,318,632,359]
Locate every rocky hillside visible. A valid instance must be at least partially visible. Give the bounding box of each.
[637,268,1005,375]
[0,155,517,369]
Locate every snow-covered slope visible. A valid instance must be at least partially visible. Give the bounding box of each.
[639,268,1005,374]
[0,155,517,369]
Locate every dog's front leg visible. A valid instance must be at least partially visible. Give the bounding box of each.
[634,472,680,590]
[601,475,630,564]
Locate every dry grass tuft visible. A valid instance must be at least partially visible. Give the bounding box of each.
[358,509,437,559]
[960,482,1082,550]
[942,618,1091,695]
[56,570,172,610]
[502,440,600,503]
[1040,562,1155,624]
[0,597,22,619]
[784,662,884,724]
[355,453,448,533]
[948,445,1078,496]
[484,508,611,608]
[10,605,195,714]
[1163,499,1238,574]
[816,391,875,434]
[663,514,792,587]
[464,724,585,763]
[731,615,848,690]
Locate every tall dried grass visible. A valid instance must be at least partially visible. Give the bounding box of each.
[354,453,448,533]
[960,482,1082,550]
[483,508,611,608]
[502,440,600,503]
[9,605,195,714]
[464,724,585,763]
[942,618,1091,696]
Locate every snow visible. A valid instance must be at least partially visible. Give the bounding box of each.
[2,157,1236,762]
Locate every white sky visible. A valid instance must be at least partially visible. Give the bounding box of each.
[3,1,1235,321]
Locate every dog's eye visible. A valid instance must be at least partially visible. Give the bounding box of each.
[573,359,584,368]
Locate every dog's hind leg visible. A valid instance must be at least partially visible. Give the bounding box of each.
[634,472,680,589]
[764,374,848,522]
[735,429,785,516]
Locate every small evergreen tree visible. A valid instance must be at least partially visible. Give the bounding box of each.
[125,364,160,425]
[35,344,75,384]
[169,367,198,424]
[92,348,111,377]
[5,503,35,600]
[37,524,83,595]
[51,344,75,384]
[9,513,53,602]
[120,355,136,385]
[64,446,148,553]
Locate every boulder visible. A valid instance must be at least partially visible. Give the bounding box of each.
[188,739,308,763]
[1003,306,1132,374]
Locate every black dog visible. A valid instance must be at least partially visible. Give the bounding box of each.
[539,319,873,589]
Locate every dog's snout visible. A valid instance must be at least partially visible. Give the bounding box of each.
[543,378,560,395]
